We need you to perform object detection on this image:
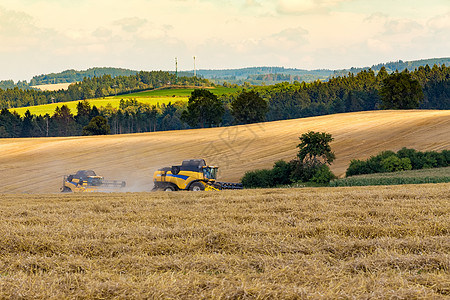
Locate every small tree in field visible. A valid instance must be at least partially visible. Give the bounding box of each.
[290,131,336,183]
[297,131,335,167]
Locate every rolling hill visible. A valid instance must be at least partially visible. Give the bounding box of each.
[1,110,450,194]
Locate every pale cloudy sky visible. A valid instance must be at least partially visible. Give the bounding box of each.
[0,0,449,81]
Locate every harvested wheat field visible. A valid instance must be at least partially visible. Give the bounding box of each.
[1,110,450,193]
[0,184,449,298]
[31,83,74,91]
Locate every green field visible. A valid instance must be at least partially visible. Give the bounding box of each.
[330,166,450,186]
[125,86,240,98]
[12,87,239,116]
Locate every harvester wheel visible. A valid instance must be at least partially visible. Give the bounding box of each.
[189,181,205,191]
[164,186,175,191]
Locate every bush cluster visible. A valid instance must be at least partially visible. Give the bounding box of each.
[241,160,336,188]
[346,148,450,177]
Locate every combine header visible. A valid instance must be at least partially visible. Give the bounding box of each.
[152,159,243,191]
[61,170,126,192]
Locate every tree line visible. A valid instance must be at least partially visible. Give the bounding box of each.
[0,64,449,138]
[0,71,212,109]
[0,100,190,138]
[247,64,449,122]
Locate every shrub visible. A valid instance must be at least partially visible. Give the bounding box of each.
[289,160,318,183]
[346,148,450,177]
[345,151,395,176]
[381,155,412,172]
[241,169,274,188]
[272,160,294,185]
[396,148,423,169]
[442,150,450,166]
[310,165,336,184]
[346,159,374,177]
[423,151,447,168]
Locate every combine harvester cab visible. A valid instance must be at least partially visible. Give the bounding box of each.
[152,159,243,191]
[61,170,126,193]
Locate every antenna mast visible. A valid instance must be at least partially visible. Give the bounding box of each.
[193,56,196,77]
[175,57,178,84]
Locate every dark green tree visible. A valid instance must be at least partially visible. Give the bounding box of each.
[297,131,335,167]
[0,108,22,137]
[21,110,34,137]
[75,100,92,127]
[289,131,336,183]
[231,90,268,124]
[181,89,224,128]
[380,71,424,109]
[82,116,111,136]
[52,105,77,136]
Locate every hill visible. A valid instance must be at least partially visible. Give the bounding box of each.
[2,57,448,90]
[1,110,449,194]
[29,67,138,85]
[333,57,450,77]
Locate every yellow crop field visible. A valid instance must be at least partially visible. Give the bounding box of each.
[11,96,185,116]
[0,184,448,298]
[12,86,236,116]
[1,110,450,194]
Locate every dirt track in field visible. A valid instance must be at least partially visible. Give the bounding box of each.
[1,110,450,193]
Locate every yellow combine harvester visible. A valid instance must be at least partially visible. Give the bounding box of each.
[152,159,243,191]
[61,170,126,192]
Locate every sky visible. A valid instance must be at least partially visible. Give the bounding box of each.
[0,0,449,81]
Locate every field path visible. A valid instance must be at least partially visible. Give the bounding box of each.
[1,110,449,193]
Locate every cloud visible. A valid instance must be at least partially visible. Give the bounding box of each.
[113,17,148,33]
[0,6,37,37]
[366,38,392,53]
[244,0,262,7]
[0,5,59,53]
[264,27,309,48]
[276,0,351,15]
[384,19,422,35]
[427,12,450,33]
[92,27,112,38]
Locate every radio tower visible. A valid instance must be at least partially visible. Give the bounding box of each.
[175,57,178,84]
[193,56,196,77]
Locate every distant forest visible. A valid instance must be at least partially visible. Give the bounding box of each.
[1,57,448,89]
[0,71,212,109]
[0,67,197,89]
[0,63,449,138]
[332,57,450,77]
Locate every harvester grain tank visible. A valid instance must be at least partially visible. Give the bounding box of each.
[152,159,243,191]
